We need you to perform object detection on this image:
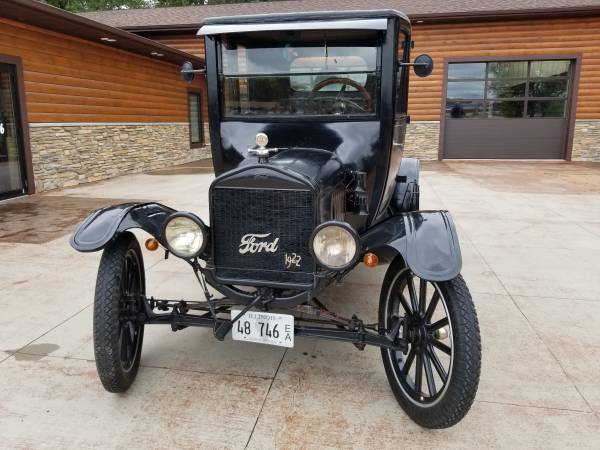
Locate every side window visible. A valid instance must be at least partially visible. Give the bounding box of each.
[188,92,203,146]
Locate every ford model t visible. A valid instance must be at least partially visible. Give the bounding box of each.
[71,10,481,428]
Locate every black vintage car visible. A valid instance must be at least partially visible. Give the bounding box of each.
[71,10,481,428]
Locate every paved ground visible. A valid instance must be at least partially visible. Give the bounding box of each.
[1,161,600,449]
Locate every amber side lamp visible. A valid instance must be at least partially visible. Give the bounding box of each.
[363,252,379,268]
[145,238,160,251]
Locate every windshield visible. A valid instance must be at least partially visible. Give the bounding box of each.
[220,29,380,118]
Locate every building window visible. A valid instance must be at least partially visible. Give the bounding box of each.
[446,60,570,119]
[188,92,203,146]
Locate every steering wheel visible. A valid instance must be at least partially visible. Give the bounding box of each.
[308,77,373,114]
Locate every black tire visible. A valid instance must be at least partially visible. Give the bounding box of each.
[93,232,145,393]
[379,257,481,428]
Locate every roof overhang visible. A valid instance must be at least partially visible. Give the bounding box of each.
[0,0,204,67]
[198,18,388,35]
[198,10,407,36]
[118,5,600,34]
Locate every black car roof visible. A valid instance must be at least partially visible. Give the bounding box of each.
[199,9,410,27]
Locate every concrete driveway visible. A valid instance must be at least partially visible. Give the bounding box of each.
[1,161,599,449]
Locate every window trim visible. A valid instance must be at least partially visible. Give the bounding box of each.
[438,54,582,161]
[187,89,203,148]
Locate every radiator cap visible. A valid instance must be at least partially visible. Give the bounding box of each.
[256,133,268,149]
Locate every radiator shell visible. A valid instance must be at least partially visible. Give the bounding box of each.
[210,166,317,287]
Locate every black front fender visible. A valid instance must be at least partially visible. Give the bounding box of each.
[360,211,462,281]
[70,202,176,252]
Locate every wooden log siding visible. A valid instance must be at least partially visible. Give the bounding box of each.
[152,33,205,59]
[0,17,202,123]
[149,16,600,122]
[151,32,208,120]
[409,16,600,121]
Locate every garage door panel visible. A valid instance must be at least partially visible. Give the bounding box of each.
[443,59,572,159]
[445,119,566,158]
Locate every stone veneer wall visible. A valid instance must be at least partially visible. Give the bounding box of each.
[31,119,593,188]
[403,120,600,161]
[29,123,211,192]
[403,121,440,160]
[571,120,600,162]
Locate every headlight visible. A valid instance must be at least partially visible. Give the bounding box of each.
[311,222,359,270]
[163,212,207,259]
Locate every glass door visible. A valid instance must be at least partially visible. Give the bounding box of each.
[0,62,26,199]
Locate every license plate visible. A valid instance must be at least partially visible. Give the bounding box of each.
[230,309,294,348]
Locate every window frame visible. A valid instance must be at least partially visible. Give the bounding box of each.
[0,54,33,196]
[187,89,203,148]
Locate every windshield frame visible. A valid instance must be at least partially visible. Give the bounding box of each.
[216,31,383,122]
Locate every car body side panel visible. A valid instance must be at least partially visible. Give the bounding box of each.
[70,203,175,252]
[204,13,410,231]
[360,211,462,281]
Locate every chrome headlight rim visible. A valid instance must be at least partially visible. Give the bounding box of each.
[162,211,208,259]
[309,221,360,271]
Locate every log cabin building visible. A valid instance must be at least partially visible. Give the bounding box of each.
[2,0,600,198]
[0,0,206,198]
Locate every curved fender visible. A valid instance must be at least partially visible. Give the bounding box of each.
[70,202,176,252]
[360,210,462,281]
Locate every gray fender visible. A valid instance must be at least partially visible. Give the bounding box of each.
[361,210,462,281]
[70,202,176,252]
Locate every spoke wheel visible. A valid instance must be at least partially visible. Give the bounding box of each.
[118,249,143,373]
[388,270,453,405]
[379,258,481,429]
[93,232,145,393]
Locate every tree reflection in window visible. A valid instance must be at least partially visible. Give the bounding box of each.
[446,59,570,119]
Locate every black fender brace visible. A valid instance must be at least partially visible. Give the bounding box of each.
[70,202,176,252]
[391,157,420,213]
[360,210,462,281]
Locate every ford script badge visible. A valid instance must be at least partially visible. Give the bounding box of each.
[239,233,279,254]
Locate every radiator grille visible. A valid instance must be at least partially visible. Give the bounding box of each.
[211,188,315,285]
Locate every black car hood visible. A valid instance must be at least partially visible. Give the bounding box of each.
[267,148,346,187]
[231,147,346,189]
